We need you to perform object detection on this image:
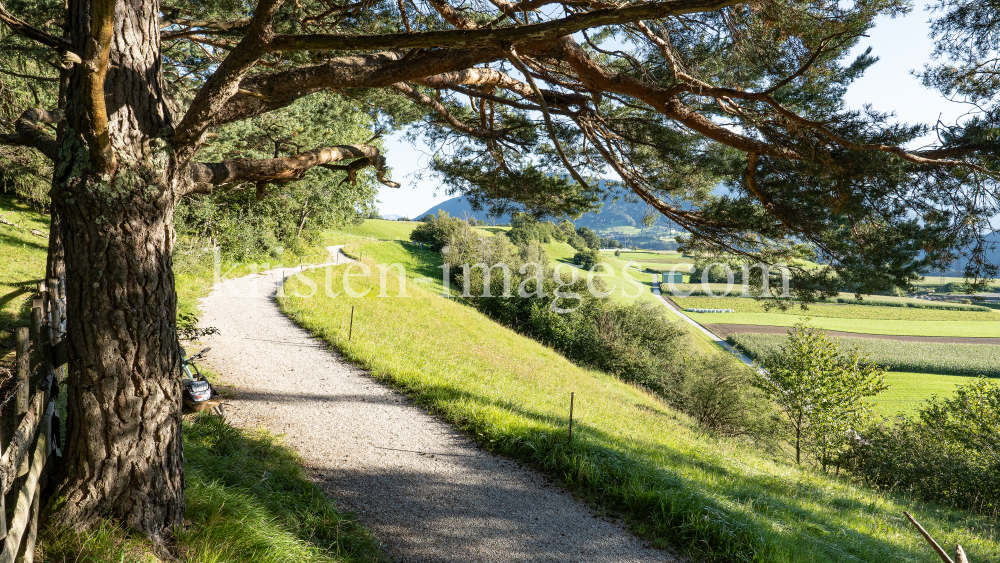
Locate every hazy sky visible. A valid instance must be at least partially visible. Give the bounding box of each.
[374,0,973,218]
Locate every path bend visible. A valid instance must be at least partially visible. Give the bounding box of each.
[197,247,676,563]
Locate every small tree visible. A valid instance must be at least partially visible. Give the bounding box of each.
[756,323,888,469]
[574,248,601,270]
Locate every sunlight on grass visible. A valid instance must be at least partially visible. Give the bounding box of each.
[280,261,1000,563]
[0,194,49,358]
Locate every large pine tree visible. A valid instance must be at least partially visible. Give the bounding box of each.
[1,0,997,540]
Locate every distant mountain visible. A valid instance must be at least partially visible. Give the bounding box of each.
[929,233,1000,277]
[415,195,685,231]
[381,213,406,220]
[415,198,512,225]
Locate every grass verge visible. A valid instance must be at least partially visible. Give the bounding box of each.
[279,257,1000,563]
[39,414,385,563]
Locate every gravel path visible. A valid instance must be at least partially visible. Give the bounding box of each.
[198,247,675,563]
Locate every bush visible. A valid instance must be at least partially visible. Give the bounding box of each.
[410,211,473,250]
[849,378,1000,515]
[679,355,775,438]
[567,235,588,251]
[573,248,601,270]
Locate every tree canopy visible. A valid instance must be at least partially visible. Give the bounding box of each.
[3,0,998,295]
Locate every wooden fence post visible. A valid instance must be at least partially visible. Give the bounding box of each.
[46,279,66,380]
[14,330,29,421]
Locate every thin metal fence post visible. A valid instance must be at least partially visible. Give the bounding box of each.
[348,306,355,341]
[567,392,574,445]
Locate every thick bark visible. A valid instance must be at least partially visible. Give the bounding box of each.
[48,0,186,540]
[52,176,185,540]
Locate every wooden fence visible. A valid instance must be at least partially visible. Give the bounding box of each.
[0,279,64,563]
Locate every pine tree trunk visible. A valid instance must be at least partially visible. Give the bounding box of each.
[48,0,186,540]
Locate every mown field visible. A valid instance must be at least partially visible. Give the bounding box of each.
[280,244,1000,563]
[879,372,972,418]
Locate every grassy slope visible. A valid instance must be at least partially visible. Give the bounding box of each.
[325,219,421,242]
[279,253,1000,563]
[0,194,50,362]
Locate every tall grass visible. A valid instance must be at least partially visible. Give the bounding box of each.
[728,332,1000,377]
[279,258,1000,563]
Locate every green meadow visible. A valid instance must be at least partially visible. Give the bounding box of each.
[279,249,1000,563]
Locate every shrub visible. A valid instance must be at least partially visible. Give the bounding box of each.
[567,235,588,251]
[849,378,1000,515]
[410,211,472,250]
[576,226,601,249]
[505,212,552,245]
[679,355,776,438]
[573,248,601,270]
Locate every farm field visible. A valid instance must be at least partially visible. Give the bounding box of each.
[682,310,1000,337]
[544,241,657,304]
[279,251,1000,563]
[728,332,999,377]
[913,276,1000,293]
[879,372,971,417]
[711,312,1000,337]
[673,296,997,322]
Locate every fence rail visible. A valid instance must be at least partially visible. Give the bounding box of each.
[0,278,64,563]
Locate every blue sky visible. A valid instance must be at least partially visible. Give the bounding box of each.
[374,0,972,218]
